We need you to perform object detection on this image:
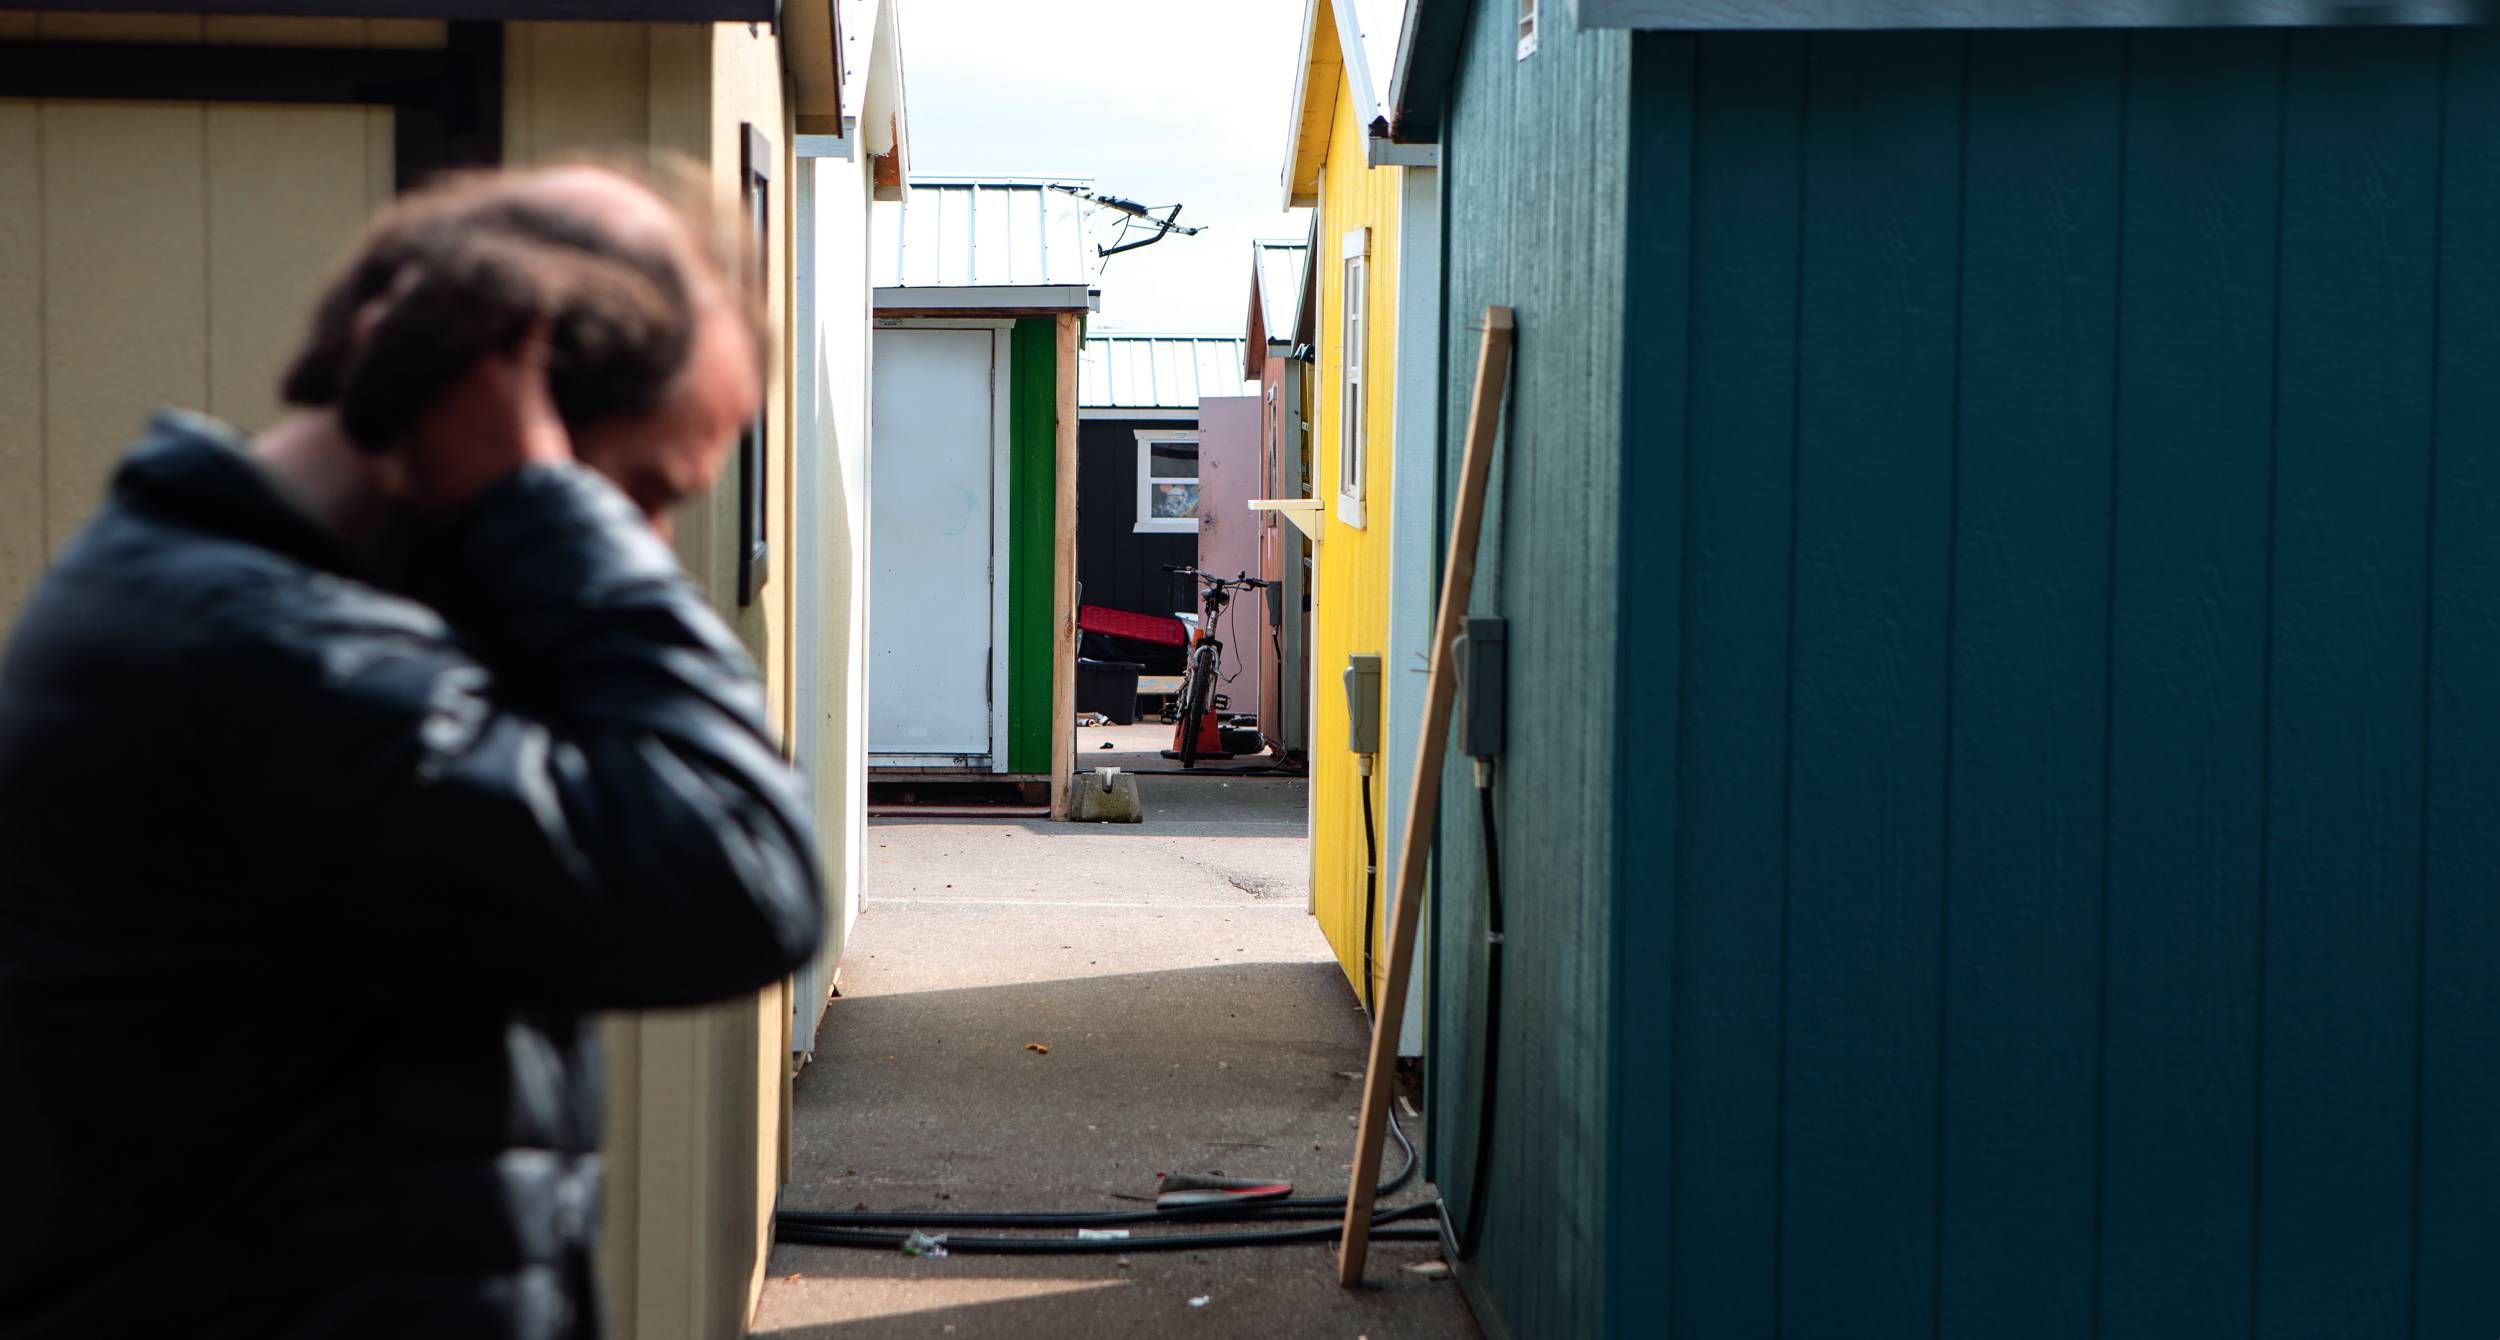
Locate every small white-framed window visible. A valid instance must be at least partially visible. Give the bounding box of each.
[1136,430,1201,534]
[1518,0,1538,60]
[1338,226,1368,530]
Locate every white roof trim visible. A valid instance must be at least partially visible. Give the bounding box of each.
[1333,0,1381,131]
[1081,407,1204,423]
[875,284,1098,312]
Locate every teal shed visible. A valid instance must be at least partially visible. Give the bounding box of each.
[1384,2,2500,1336]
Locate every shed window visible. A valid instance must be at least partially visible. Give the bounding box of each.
[1519,0,1539,59]
[737,123,772,607]
[1137,430,1201,534]
[1338,227,1368,529]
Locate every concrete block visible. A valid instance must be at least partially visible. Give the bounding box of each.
[1067,767,1144,823]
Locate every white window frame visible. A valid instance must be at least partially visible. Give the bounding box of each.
[1337,226,1369,530]
[1518,0,1539,59]
[1135,429,1202,534]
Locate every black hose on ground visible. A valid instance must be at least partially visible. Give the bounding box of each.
[783,1112,1424,1228]
[774,1217,1443,1255]
[776,1114,1431,1252]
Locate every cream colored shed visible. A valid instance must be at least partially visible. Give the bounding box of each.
[0,5,904,1335]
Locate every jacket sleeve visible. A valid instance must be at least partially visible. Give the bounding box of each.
[210,464,824,1012]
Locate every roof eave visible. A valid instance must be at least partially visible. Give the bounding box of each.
[1386,0,1466,145]
[1278,0,1321,210]
[875,284,1098,314]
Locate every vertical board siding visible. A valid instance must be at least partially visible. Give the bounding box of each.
[1936,30,2123,1338]
[1306,31,1406,1012]
[2095,29,2279,1336]
[1006,317,1057,775]
[1660,32,1803,1340]
[0,100,45,617]
[1779,32,1964,1339]
[1,50,395,632]
[2415,29,2500,1334]
[2256,27,2441,1335]
[38,101,207,553]
[1074,417,1196,632]
[1430,2,1632,1336]
[1614,32,1692,1335]
[1585,22,2493,1340]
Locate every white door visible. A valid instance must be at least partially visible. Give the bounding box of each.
[868,325,1002,761]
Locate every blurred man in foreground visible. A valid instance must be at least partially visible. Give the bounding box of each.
[0,163,823,1339]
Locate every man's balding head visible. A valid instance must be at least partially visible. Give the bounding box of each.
[279,161,764,454]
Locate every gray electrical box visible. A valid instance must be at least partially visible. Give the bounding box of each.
[1458,616,1506,760]
[1343,654,1382,755]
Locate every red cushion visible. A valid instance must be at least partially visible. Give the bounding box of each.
[1079,604,1188,648]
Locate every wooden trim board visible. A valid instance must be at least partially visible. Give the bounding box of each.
[1051,313,1081,818]
[1339,306,1513,1283]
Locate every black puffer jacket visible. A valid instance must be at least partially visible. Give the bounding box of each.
[0,413,824,1338]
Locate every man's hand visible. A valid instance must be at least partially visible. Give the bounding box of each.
[381,322,575,517]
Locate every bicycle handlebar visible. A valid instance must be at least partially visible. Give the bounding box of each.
[1161,565,1272,589]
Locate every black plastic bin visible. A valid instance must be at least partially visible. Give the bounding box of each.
[1077,658,1145,725]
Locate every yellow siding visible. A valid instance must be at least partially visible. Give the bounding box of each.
[508,22,798,1339]
[0,16,407,628]
[1306,37,1404,1011]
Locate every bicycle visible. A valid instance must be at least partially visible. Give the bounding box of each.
[1160,565,1271,770]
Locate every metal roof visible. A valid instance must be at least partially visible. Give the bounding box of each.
[872,177,1098,311]
[1251,239,1309,348]
[1079,334,1257,412]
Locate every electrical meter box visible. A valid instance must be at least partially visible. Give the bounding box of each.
[1343,654,1382,755]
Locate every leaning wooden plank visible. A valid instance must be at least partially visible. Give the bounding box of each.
[1339,305,1514,1285]
[1051,313,1080,819]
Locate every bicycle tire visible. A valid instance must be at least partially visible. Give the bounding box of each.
[1179,645,1218,769]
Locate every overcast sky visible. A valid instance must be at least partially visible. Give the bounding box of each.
[893,0,1313,334]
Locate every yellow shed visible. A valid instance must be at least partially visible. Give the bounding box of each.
[1281,0,1415,1032]
[0,5,903,1334]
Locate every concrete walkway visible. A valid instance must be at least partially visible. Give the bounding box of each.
[752,771,1474,1339]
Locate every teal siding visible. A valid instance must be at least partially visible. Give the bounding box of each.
[1428,6,1633,1340]
[1626,24,2500,1338]
[2418,33,2500,1335]
[2095,30,2277,1333]
[1433,14,2500,1338]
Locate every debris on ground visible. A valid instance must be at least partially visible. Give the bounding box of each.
[1026,1042,1050,1054]
[1187,1296,1210,1308]
[1405,1260,1453,1279]
[901,1231,949,1259]
[1076,1228,1130,1241]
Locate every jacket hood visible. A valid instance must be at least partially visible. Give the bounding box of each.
[111,410,358,579]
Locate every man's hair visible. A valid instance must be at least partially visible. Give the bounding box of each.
[278,159,764,451]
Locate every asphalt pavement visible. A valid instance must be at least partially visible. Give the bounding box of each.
[751,773,1475,1339]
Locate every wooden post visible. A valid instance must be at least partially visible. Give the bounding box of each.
[1339,306,1514,1284]
[1050,313,1080,818]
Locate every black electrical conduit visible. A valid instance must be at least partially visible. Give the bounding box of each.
[1458,764,1504,1258]
[1358,758,1380,1015]
[775,1109,1433,1255]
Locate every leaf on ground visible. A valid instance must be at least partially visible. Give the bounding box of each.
[1026,1042,1050,1054]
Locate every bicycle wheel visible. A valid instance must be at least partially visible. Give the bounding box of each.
[1178,645,1218,769]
